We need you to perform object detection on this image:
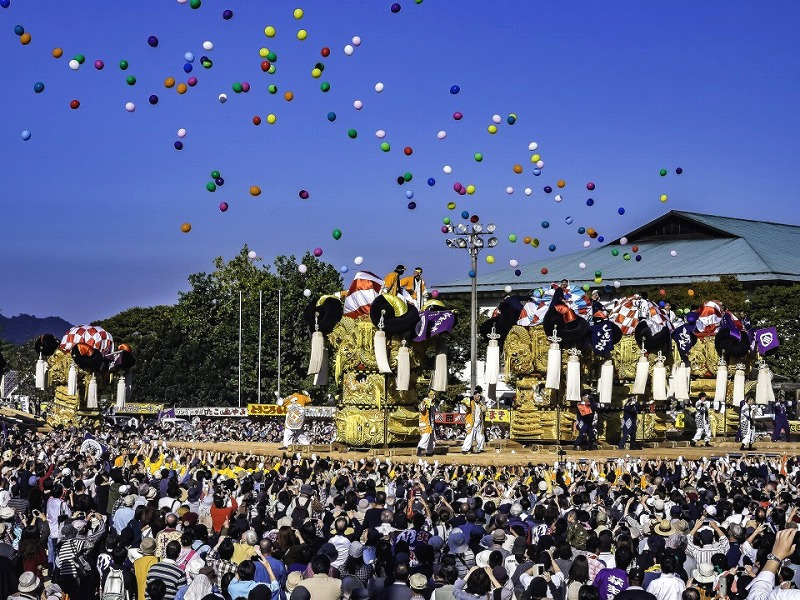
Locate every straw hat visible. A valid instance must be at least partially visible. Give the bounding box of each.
[692,563,716,584]
[654,519,676,537]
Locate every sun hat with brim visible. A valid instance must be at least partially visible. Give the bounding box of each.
[349,541,364,558]
[140,538,157,555]
[447,531,468,554]
[476,552,490,568]
[693,563,716,584]
[286,571,303,593]
[300,484,314,496]
[480,534,494,549]
[492,529,507,543]
[654,519,676,537]
[410,573,428,591]
[18,571,41,593]
[0,506,15,519]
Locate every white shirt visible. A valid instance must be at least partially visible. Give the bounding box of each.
[747,570,800,600]
[520,572,564,599]
[329,534,351,569]
[646,573,685,600]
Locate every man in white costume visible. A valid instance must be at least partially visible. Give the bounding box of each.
[461,387,487,454]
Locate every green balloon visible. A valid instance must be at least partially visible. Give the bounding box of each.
[126,75,136,85]
[320,82,330,92]
[268,84,278,94]
[403,172,413,182]
[266,51,277,62]
[332,229,342,240]
[74,54,86,64]
[267,65,276,74]
[202,59,213,69]
[474,153,483,162]
[659,169,667,176]
[508,234,517,242]
[532,238,540,247]
[315,62,325,72]
[380,142,390,152]
[206,182,216,192]
[611,248,619,256]
[211,170,220,179]
[232,82,243,93]
[443,217,451,224]
[119,59,128,70]
[583,284,590,292]
[623,253,631,261]
[190,0,201,7]
[595,271,602,277]
[347,129,357,139]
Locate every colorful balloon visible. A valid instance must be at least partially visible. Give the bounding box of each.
[147,35,158,47]
[313,247,323,257]
[586,182,595,190]
[250,186,261,196]
[327,111,336,122]
[219,202,228,212]
[353,100,363,109]
[659,169,667,176]
[332,229,342,240]
[21,130,31,141]
[675,167,683,174]
[351,36,361,46]
[452,111,463,120]
[181,223,192,233]
[660,194,668,202]
[33,81,44,93]
[437,130,447,139]
[450,85,460,94]
[354,256,364,265]
[299,189,310,199]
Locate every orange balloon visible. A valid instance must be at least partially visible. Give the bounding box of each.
[52,47,63,58]
[659,289,666,296]
[632,245,639,252]
[284,91,294,101]
[557,180,566,188]
[20,33,31,45]
[687,289,695,297]
[523,236,532,244]
[587,227,596,236]
[180,223,192,233]
[512,164,523,174]
[176,83,188,94]
[164,77,176,88]
[250,186,261,196]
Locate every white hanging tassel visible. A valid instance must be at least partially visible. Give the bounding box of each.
[432,352,448,392]
[733,364,746,405]
[35,354,47,391]
[125,370,133,398]
[599,360,614,404]
[756,360,775,405]
[374,310,392,374]
[545,327,562,390]
[313,348,329,386]
[674,362,690,401]
[115,373,126,408]
[566,349,582,402]
[666,365,675,398]
[0,374,4,398]
[396,341,410,391]
[632,345,649,395]
[307,315,324,375]
[652,353,667,401]
[67,361,78,396]
[484,326,500,385]
[87,374,98,409]
[714,355,728,407]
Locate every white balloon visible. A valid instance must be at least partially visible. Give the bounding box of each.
[303,289,312,297]
[620,237,628,245]
[614,281,621,288]
[554,194,563,202]
[177,128,187,138]
[375,130,386,138]
[536,160,544,168]
[583,241,591,248]
[298,264,308,274]
[218,93,228,103]
[374,82,384,93]
[344,44,354,55]
[351,36,362,46]
[670,250,677,257]
[509,259,518,267]
[177,0,188,3]
[492,114,502,124]
[202,41,214,51]
[579,262,586,269]
[528,142,538,151]
[506,187,514,194]
[69,59,80,71]
[353,100,363,110]
[125,102,135,112]
[443,165,452,174]
[504,285,513,293]
[437,130,447,139]
[524,187,532,196]
[247,250,257,259]
[354,256,364,265]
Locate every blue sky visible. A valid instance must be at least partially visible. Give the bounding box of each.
[1,0,799,325]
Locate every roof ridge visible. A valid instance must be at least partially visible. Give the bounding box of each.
[675,210,800,230]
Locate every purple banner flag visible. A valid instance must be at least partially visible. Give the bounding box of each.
[754,327,779,355]
[672,323,697,360]
[591,320,615,356]
[414,310,456,342]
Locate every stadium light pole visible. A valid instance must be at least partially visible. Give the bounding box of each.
[444,220,498,393]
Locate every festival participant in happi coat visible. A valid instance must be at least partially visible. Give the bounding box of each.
[574,394,598,451]
[400,267,427,309]
[461,387,486,454]
[739,395,758,451]
[618,396,640,450]
[691,392,712,447]
[417,390,437,457]
[382,264,406,296]
[772,394,792,442]
[279,391,311,449]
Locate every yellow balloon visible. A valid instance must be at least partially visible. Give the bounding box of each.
[531,154,540,162]
[487,125,497,134]
[259,47,269,58]
[266,114,277,124]
[297,29,307,40]
[594,277,602,284]
[447,202,456,210]
[311,68,321,78]
[264,26,276,37]
[293,8,304,19]
[660,194,668,202]
[466,185,476,195]
[486,255,495,264]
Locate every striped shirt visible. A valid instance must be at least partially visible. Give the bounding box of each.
[146,558,186,600]
[686,537,729,567]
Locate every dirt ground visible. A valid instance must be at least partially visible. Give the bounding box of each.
[160,438,799,467]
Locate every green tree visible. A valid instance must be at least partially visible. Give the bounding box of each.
[638,275,747,315]
[748,284,800,380]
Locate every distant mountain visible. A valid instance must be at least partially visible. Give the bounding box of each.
[0,314,73,345]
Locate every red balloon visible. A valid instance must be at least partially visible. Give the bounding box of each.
[261,60,271,72]
[252,115,261,125]
[403,146,413,155]
[659,289,666,296]
[69,99,80,109]
[541,267,548,275]
[321,47,330,57]
[632,245,639,252]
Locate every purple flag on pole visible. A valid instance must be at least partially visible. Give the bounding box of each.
[754,327,779,355]
[414,310,456,342]
[672,323,697,360]
[721,313,742,341]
